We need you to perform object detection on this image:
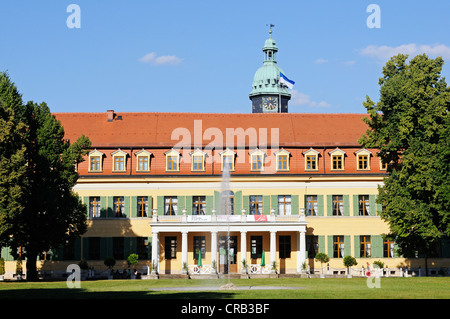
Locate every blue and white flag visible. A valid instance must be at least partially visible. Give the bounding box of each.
[280,72,295,89]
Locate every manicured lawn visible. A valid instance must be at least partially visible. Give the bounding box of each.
[0,277,449,299]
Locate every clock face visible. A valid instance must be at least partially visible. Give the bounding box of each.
[262,96,278,111]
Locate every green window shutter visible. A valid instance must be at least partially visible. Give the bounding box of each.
[185,196,193,215]
[243,195,249,214]
[327,236,334,257]
[107,196,114,217]
[206,196,214,215]
[318,235,325,254]
[271,195,278,214]
[353,195,359,216]
[344,235,351,257]
[376,196,382,216]
[83,196,89,217]
[369,195,376,216]
[263,195,270,215]
[124,237,131,259]
[148,237,153,260]
[326,195,332,216]
[214,191,221,213]
[100,196,107,218]
[131,196,137,217]
[157,196,164,215]
[291,195,299,215]
[234,191,242,214]
[82,237,89,260]
[343,195,350,216]
[74,237,82,261]
[100,237,110,260]
[393,242,400,258]
[148,196,153,214]
[317,195,324,216]
[124,196,130,218]
[129,237,137,255]
[177,196,186,212]
[354,235,360,257]
[372,235,383,258]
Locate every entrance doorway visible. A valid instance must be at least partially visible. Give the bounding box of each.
[219,236,237,273]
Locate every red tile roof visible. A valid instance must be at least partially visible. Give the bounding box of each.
[53,111,369,148]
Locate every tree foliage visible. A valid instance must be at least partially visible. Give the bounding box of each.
[0,72,91,280]
[359,54,450,260]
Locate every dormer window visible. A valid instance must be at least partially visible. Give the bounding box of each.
[274,148,290,171]
[135,149,152,172]
[329,148,346,171]
[111,149,127,172]
[190,148,207,172]
[165,149,180,172]
[220,148,236,171]
[88,149,104,172]
[355,149,372,170]
[249,149,266,172]
[303,148,320,171]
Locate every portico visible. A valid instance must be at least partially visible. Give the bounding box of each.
[150,214,307,275]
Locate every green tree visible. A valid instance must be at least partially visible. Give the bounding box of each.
[359,54,450,275]
[0,72,91,280]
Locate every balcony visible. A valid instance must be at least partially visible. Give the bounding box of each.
[152,213,306,223]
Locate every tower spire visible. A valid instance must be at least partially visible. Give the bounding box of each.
[266,24,275,37]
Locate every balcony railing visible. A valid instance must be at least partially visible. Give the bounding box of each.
[152,214,306,223]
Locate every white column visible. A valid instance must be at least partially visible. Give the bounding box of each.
[240,231,247,273]
[151,231,159,274]
[211,231,217,269]
[297,229,306,273]
[182,231,188,273]
[270,231,277,272]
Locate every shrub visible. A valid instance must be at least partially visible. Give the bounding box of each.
[127,253,139,267]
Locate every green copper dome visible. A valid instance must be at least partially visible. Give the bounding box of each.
[249,33,291,98]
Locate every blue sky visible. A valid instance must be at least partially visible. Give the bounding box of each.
[1,0,449,114]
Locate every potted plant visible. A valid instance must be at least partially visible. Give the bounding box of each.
[104,256,116,279]
[241,259,248,274]
[15,258,23,281]
[343,256,358,278]
[0,258,5,281]
[314,253,330,278]
[127,253,139,279]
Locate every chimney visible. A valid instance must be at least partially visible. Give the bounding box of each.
[107,110,115,122]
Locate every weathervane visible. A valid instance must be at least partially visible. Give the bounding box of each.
[266,24,275,36]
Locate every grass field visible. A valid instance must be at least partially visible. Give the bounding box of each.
[0,277,449,299]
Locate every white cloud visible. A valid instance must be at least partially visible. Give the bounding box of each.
[290,90,330,108]
[315,58,328,64]
[360,43,450,62]
[138,52,182,65]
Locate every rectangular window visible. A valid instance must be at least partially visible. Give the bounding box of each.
[167,156,178,171]
[113,196,125,217]
[279,235,291,259]
[113,237,124,260]
[164,196,178,215]
[358,155,369,170]
[192,156,203,171]
[192,196,206,215]
[306,235,319,258]
[333,236,344,258]
[249,195,263,215]
[137,156,148,171]
[306,195,318,216]
[250,236,262,259]
[358,195,370,216]
[90,156,101,171]
[306,155,317,170]
[89,196,101,218]
[252,155,263,171]
[332,195,343,216]
[360,235,371,258]
[278,155,288,170]
[114,156,125,171]
[332,155,343,170]
[193,236,206,260]
[88,237,100,260]
[137,196,148,217]
[165,236,177,260]
[278,195,291,215]
[136,237,149,260]
[384,239,395,258]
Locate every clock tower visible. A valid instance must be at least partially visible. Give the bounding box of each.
[249,28,291,113]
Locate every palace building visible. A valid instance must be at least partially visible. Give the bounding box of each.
[2,31,449,279]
